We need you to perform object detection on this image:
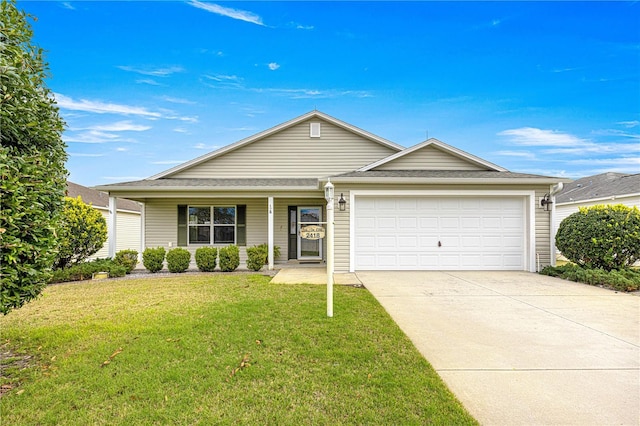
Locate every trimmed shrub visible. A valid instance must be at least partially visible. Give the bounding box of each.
[195,247,217,272]
[49,259,126,284]
[256,243,281,263]
[556,205,640,271]
[246,246,267,271]
[540,264,640,292]
[114,249,138,274]
[166,248,191,273]
[219,245,240,272]
[142,247,166,273]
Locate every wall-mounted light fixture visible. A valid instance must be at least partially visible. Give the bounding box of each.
[540,193,553,211]
[338,193,346,211]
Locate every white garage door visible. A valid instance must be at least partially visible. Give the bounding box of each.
[354,197,525,270]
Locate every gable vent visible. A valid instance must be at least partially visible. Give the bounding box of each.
[310,122,321,138]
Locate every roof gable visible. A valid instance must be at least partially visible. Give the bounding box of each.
[359,139,507,172]
[152,111,403,179]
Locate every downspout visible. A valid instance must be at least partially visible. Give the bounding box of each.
[548,182,564,267]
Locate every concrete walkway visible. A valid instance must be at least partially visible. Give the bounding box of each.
[270,266,362,285]
[357,271,640,426]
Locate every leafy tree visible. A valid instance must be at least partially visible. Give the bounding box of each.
[1,0,68,315]
[54,197,108,269]
[556,204,640,271]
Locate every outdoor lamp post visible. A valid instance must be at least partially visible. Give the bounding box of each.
[324,179,334,318]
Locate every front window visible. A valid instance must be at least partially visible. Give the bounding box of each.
[189,206,236,244]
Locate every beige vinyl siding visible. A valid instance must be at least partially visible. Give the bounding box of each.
[171,118,397,179]
[373,145,487,171]
[144,197,323,265]
[145,198,267,263]
[91,209,141,260]
[333,187,351,272]
[333,184,553,272]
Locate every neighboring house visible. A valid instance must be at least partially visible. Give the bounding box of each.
[554,172,640,235]
[66,181,142,259]
[96,111,569,272]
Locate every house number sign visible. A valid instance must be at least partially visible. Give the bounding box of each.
[300,225,325,240]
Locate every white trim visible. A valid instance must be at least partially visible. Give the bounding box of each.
[348,190,536,273]
[357,138,507,172]
[268,197,274,270]
[140,202,146,257]
[108,197,117,258]
[149,111,403,179]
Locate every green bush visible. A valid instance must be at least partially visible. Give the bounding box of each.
[166,248,191,273]
[114,249,138,274]
[49,259,126,284]
[142,247,166,273]
[256,243,281,263]
[246,246,267,271]
[556,205,640,271]
[219,245,240,272]
[540,264,640,292]
[54,197,108,269]
[1,0,68,314]
[195,247,217,272]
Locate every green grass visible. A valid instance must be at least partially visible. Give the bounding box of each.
[0,275,477,425]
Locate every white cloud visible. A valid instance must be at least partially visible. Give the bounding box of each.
[188,1,265,26]
[161,96,196,105]
[617,120,640,128]
[115,147,129,152]
[136,79,164,86]
[55,93,196,123]
[64,130,138,144]
[204,74,241,82]
[268,62,280,71]
[83,121,151,132]
[493,150,537,160]
[60,2,75,10]
[173,127,189,134]
[118,65,184,77]
[565,157,640,167]
[289,22,314,30]
[498,127,587,147]
[193,143,220,150]
[55,93,162,118]
[254,88,372,99]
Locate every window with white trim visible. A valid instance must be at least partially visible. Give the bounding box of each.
[188,206,236,244]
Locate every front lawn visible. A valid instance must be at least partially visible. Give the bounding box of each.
[0,275,476,425]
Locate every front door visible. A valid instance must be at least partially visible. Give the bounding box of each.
[298,206,323,260]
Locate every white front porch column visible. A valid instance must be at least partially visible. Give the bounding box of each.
[108,196,117,258]
[268,196,274,270]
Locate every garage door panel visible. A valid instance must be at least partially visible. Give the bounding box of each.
[399,217,417,228]
[398,236,418,248]
[355,196,526,271]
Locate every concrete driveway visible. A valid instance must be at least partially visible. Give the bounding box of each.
[357,271,640,426]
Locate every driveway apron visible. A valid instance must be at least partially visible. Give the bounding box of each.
[357,271,640,426]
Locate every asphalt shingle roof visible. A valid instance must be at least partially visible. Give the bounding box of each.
[556,173,640,203]
[66,181,142,212]
[96,178,320,190]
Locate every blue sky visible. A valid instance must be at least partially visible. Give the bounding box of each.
[21,1,640,186]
